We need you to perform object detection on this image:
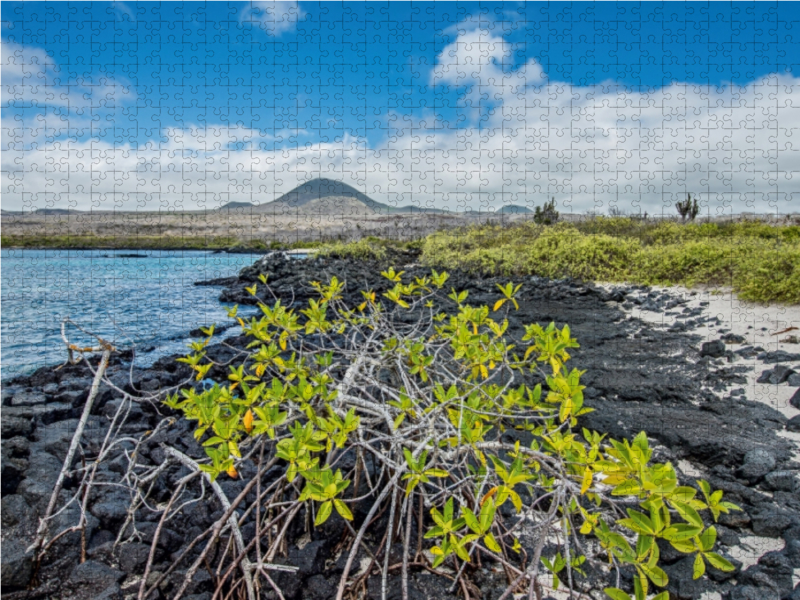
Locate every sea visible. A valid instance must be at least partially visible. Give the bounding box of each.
[0,249,263,381]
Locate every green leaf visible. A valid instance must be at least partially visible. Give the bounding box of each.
[462,508,480,534]
[705,552,735,572]
[333,499,353,521]
[483,533,501,552]
[693,553,706,579]
[699,526,717,552]
[315,500,333,526]
[671,500,703,528]
[603,589,632,600]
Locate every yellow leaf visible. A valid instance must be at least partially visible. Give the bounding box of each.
[480,487,498,506]
[493,299,505,312]
[243,409,254,434]
[581,467,593,494]
[226,464,238,478]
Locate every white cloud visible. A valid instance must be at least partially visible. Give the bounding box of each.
[240,1,303,37]
[2,29,800,214]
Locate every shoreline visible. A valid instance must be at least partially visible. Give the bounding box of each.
[2,253,799,599]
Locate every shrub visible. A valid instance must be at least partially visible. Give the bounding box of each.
[166,269,738,599]
[534,197,560,225]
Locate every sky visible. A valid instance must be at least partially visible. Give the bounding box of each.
[2,1,800,214]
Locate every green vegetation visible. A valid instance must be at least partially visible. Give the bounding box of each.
[167,271,739,598]
[534,196,560,225]
[421,218,800,304]
[0,234,270,251]
[167,270,738,599]
[317,236,423,261]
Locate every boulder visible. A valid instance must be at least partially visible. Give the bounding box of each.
[769,365,796,384]
[727,585,780,600]
[787,415,800,433]
[0,539,34,589]
[68,560,125,597]
[3,402,74,425]
[16,451,62,507]
[721,333,746,344]
[751,507,795,538]
[1,494,34,528]
[8,390,47,406]
[738,448,776,482]
[2,416,33,438]
[791,390,800,411]
[701,340,726,358]
[764,470,798,492]
[758,351,800,363]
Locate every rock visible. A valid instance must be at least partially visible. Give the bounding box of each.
[721,333,746,344]
[34,418,81,458]
[117,542,152,573]
[757,369,774,383]
[1,494,33,528]
[1,444,28,495]
[715,525,740,547]
[42,382,59,396]
[727,585,780,600]
[738,448,776,482]
[788,373,800,386]
[700,340,726,358]
[55,388,88,406]
[3,402,74,425]
[764,470,798,492]
[9,390,47,406]
[90,499,129,524]
[2,416,33,438]
[737,551,795,597]
[305,574,336,599]
[769,365,796,384]
[0,539,34,589]
[787,415,800,433]
[758,350,800,363]
[68,560,125,597]
[16,451,62,506]
[751,508,794,537]
[664,555,712,599]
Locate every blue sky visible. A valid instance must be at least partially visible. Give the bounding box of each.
[3,1,800,213]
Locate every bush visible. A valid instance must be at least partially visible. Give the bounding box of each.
[166,269,739,599]
[421,220,800,303]
[534,197,560,225]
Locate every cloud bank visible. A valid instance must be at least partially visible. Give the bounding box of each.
[2,24,799,214]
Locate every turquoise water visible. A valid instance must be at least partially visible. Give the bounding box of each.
[1,249,260,381]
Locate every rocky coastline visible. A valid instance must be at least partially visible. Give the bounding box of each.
[2,251,799,600]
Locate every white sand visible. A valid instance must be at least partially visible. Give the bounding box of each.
[602,284,800,445]
[600,284,800,592]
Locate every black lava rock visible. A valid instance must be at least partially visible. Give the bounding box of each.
[700,339,726,358]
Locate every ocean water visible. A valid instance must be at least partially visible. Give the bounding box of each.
[1,249,262,381]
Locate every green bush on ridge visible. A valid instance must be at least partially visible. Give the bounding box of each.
[420,219,800,304]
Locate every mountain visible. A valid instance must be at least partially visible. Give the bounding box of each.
[251,178,389,215]
[497,204,533,214]
[34,208,80,215]
[218,201,257,211]
[252,178,450,215]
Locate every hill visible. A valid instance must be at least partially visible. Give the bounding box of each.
[252,178,445,215]
[217,201,257,211]
[498,204,533,214]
